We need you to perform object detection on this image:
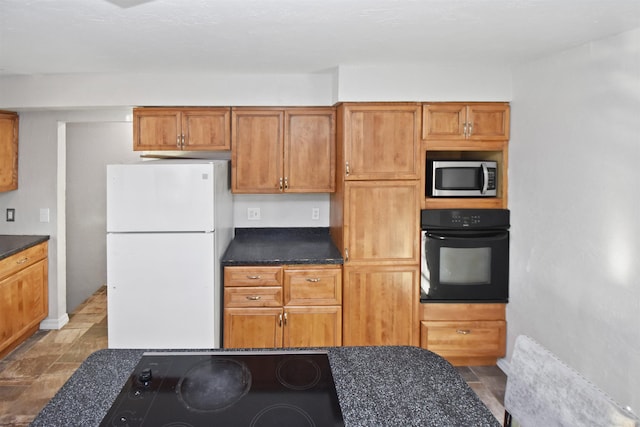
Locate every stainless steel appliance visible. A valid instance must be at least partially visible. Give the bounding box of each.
[99,350,345,426]
[420,209,509,302]
[427,160,498,197]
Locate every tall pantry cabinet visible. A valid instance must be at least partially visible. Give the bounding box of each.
[330,103,421,346]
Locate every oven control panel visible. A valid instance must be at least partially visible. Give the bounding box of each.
[421,209,510,230]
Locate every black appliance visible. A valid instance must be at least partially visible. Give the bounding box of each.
[100,350,344,427]
[420,209,509,302]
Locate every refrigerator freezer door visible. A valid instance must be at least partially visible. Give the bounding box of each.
[107,232,217,349]
[107,162,215,232]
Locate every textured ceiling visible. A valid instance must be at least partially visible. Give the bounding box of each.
[1,0,639,76]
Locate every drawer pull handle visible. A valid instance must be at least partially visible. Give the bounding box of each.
[283,312,288,325]
[16,257,29,265]
[306,278,320,283]
[278,313,283,327]
[246,275,261,280]
[246,296,261,301]
[456,329,471,335]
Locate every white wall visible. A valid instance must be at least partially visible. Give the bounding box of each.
[65,122,138,312]
[508,28,640,412]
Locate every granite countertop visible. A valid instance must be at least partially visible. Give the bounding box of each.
[31,346,500,427]
[221,227,343,265]
[0,235,50,261]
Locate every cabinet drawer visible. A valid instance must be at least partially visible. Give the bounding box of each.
[420,320,506,359]
[224,266,282,287]
[0,242,48,281]
[224,287,282,307]
[284,267,341,305]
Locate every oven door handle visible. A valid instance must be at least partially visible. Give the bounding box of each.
[481,162,489,195]
[426,231,508,240]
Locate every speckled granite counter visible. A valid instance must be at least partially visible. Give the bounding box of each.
[0,235,49,260]
[32,346,500,427]
[222,227,343,265]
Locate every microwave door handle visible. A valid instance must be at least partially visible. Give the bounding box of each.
[481,163,489,195]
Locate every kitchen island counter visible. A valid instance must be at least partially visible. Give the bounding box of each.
[0,234,49,260]
[32,346,500,426]
[222,227,343,266]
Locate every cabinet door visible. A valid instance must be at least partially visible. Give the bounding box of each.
[343,265,418,346]
[342,104,420,180]
[344,180,420,264]
[182,108,231,150]
[232,109,283,193]
[0,112,18,192]
[224,307,283,348]
[422,103,466,140]
[467,104,510,141]
[284,306,342,347]
[284,109,336,192]
[0,259,48,355]
[133,108,181,151]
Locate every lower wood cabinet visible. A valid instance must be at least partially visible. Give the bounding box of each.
[0,241,48,357]
[342,265,419,346]
[419,303,506,366]
[223,265,342,348]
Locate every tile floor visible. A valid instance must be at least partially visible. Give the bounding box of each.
[0,286,507,426]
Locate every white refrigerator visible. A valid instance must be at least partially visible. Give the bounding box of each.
[106,159,232,349]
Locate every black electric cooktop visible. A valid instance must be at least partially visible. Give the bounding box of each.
[99,350,345,427]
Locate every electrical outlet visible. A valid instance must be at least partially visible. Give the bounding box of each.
[6,208,15,222]
[312,207,320,220]
[247,207,261,220]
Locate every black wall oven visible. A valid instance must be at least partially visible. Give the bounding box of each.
[420,209,509,302]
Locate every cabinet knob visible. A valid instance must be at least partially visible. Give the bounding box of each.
[284,177,289,190]
[345,162,350,176]
[456,329,472,335]
[279,177,283,191]
[16,257,29,265]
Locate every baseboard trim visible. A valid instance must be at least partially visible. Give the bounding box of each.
[497,357,511,376]
[40,313,70,330]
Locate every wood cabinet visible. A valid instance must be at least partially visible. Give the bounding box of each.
[223,265,342,348]
[421,102,510,210]
[231,107,335,193]
[133,107,231,151]
[0,111,19,192]
[331,102,421,347]
[338,103,420,181]
[342,180,420,265]
[422,103,510,141]
[419,303,506,366]
[0,242,48,358]
[342,265,419,346]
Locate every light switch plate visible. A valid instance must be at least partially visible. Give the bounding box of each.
[247,207,261,220]
[6,208,15,222]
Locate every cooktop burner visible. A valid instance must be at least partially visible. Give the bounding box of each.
[99,350,344,427]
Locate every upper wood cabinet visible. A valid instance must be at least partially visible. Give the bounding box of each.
[0,111,19,192]
[231,107,335,193]
[133,107,231,151]
[338,103,420,180]
[422,103,510,141]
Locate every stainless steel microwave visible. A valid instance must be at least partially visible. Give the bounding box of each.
[427,160,497,197]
